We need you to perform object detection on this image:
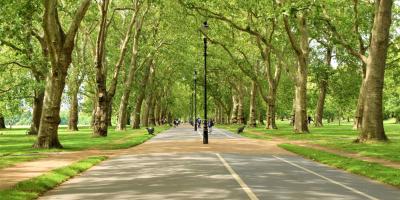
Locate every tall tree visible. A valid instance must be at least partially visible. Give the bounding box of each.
[34,0,91,148]
[116,3,149,130]
[93,0,142,135]
[359,0,393,142]
[283,3,310,133]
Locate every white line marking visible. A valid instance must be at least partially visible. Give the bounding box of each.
[273,156,379,200]
[216,153,259,200]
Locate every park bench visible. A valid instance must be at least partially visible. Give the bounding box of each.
[237,126,245,134]
[146,127,155,135]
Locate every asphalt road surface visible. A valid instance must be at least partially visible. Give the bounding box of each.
[39,126,400,200]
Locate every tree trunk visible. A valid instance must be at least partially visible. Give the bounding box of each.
[315,47,331,127]
[130,62,152,129]
[68,89,79,131]
[34,68,67,148]
[155,101,161,125]
[315,80,327,127]
[237,94,244,124]
[148,95,156,126]
[93,87,108,137]
[142,100,150,127]
[359,0,392,142]
[353,76,366,130]
[266,87,278,129]
[284,12,309,133]
[126,106,131,126]
[93,0,110,137]
[132,92,146,129]
[90,99,96,128]
[231,95,238,124]
[116,25,144,130]
[33,0,90,148]
[0,114,5,129]
[258,110,264,125]
[107,102,112,126]
[293,58,309,133]
[28,89,45,134]
[249,81,257,127]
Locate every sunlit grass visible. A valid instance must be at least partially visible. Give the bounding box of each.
[218,120,400,162]
[0,156,107,200]
[0,125,170,169]
[279,144,400,187]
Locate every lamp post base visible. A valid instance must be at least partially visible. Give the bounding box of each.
[203,120,208,144]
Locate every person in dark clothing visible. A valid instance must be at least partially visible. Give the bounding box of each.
[307,116,313,124]
[208,119,214,133]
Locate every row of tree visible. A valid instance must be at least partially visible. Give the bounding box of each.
[0,0,399,148]
[180,0,398,142]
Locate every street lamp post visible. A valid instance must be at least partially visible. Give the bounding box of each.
[202,21,209,144]
[194,70,197,131]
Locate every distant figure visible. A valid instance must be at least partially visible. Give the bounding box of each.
[196,118,201,128]
[208,120,214,133]
[146,127,155,135]
[308,116,313,124]
[237,126,245,134]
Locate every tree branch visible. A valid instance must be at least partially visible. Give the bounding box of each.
[64,0,92,52]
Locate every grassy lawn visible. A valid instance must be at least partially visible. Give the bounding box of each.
[217,120,400,162]
[279,144,400,187]
[0,156,107,200]
[0,125,169,169]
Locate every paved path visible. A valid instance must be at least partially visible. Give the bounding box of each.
[40,126,400,200]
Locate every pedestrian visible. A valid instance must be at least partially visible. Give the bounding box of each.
[308,116,313,124]
[208,119,214,133]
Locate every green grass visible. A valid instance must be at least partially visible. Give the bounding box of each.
[0,125,169,169]
[279,144,400,187]
[217,120,400,162]
[0,156,107,200]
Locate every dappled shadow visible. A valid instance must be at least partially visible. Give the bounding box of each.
[222,154,400,200]
[39,153,248,200]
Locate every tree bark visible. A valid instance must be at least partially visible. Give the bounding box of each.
[315,47,331,127]
[34,0,91,148]
[314,80,327,127]
[103,0,141,130]
[68,89,79,131]
[131,61,153,129]
[155,100,161,125]
[230,95,238,124]
[142,99,150,127]
[353,71,366,130]
[237,87,245,124]
[293,57,309,133]
[28,90,45,134]
[249,81,257,127]
[132,92,146,129]
[107,102,112,126]
[0,114,5,129]
[148,95,156,126]
[93,0,110,137]
[359,0,392,142]
[284,12,309,133]
[116,8,146,130]
[90,98,96,128]
[266,89,278,129]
